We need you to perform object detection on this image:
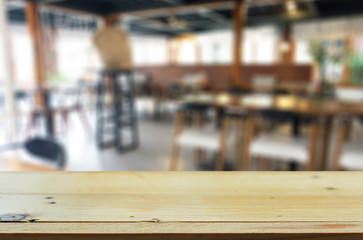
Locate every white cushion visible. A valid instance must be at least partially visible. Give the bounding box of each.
[336,88,363,102]
[178,125,232,151]
[250,133,308,163]
[136,97,156,112]
[242,94,273,108]
[252,75,276,91]
[341,141,363,170]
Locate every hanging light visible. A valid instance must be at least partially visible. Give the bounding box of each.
[285,0,299,17]
[286,0,297,12]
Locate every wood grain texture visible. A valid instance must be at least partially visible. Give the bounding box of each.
[0,172,362,239]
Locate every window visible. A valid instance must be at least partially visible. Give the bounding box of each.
[197,30,232,64]
[295,40,312,64]
[131,36,168,66]
[10,25,35,86]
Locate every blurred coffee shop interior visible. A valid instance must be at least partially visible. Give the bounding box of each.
[1,0,363,171]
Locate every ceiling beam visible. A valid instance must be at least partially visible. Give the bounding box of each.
[247,0,315,5]
[159,0,183,5]
[119,2,234,18]
[198,8,229,25]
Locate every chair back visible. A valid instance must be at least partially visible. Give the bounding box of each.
[335,87,363,102]
[182,72,209,93]
[252,75,277,92]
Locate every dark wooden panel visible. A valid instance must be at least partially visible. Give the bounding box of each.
[136,64,312,91]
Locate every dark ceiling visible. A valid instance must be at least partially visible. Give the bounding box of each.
[6,0,363,36]
[27,0,227,15]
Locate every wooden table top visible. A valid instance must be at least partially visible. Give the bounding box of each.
[0,172,363,239]
[184,93,363,117]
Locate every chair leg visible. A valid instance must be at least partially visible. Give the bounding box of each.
[243,114,255,171]
[307,119,319,171]
[25,112,38,137]
[332,119,348,171]
[320,117,332,170]
[61,111,69,134]
[344,119,353,142]
[234,118,245,171]
[169,112,184,171]
[78,106,91,130]
[194,150,205,166]
[192,113,204,165]
[256,156,272,171]
[216,117,230,171]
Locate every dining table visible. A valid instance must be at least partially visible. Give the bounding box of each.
[16,84,93,137]
[182,92,363,170]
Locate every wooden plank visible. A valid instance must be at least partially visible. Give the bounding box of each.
[2,232,363,240]
[0,172,363,239]
[1,172,363,220]
[231,0,246,87]
[1,221,363,234]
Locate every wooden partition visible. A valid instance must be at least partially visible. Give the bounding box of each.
[136,64,313,91]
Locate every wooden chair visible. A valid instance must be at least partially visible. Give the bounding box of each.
[0,137,66,171]
[252,75,277,93]
[246,114,318,171]
[335,87,363,142]
[333,118,363,171]
[18,137,66,170]
[52,86,90,133]
[169,104,231,171]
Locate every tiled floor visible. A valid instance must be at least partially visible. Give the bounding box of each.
[58,114,208,171]
[2,109,363,171]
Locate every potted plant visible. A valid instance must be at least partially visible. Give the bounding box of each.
[308,39,333,97]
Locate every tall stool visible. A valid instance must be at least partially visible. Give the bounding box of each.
[96,69,139,152]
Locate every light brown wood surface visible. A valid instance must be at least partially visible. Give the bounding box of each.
[0,172,363,239]
[183,93,363,117]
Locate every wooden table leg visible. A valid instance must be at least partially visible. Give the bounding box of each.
[169,112,184,171]
[216,117,230,171]
[320,117,332,171]
[307,119,319,171]
[192,113,205,166]
[332,119,349,171]
[344,118,353,141]
[234,118,244,171]
[243,114,255,171]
